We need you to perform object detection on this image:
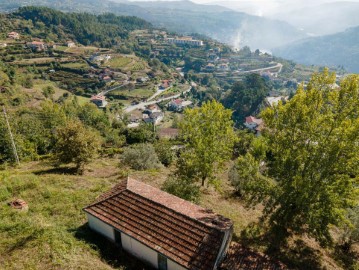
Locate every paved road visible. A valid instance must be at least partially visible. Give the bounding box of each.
[98,81,129,96]
[239,63,283,74]
[147,85,170,101]
[124,87,192,113]
[214,62,283,76]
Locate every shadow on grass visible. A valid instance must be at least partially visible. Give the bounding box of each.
[33,166,78,175]
[332,244,359,270]
[239,223,323,270]
[72,223,154,270]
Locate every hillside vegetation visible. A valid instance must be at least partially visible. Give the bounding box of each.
[0,0,307,50]
[273,26,359,73]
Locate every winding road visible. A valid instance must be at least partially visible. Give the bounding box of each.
[124,86,192,113]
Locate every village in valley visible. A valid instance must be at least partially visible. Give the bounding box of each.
[0,26,299,136]
[0,7,357,270]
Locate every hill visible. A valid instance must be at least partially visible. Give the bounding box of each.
[270,1,359,36]
[273,26,359,73]
[0,0,307,50]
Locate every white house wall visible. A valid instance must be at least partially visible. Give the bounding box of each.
[86,213,115,241]
[87,214,188,270]
[168,259,187,270]
[121,233,158,268]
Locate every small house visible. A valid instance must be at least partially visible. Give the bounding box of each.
[8,32,19,39]
[27,41,46,51]
[160,80,172,90]
[265,96,288,107]
[66,40,76,48]
[145,104,161,114]
[90,95,108,108]
[143,112,164,125]
[83,178,233,270]
[244,116,263,134]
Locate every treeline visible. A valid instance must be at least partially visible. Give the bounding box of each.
[13,6,151,47]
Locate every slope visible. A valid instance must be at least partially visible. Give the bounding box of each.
[273,26,359,73]
[0,0,307,50]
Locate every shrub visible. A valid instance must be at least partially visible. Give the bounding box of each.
[154,140,174,167]
[121,143,162,170]
[162,175,200,203]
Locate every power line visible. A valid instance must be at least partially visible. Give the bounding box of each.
[2,106,20,165]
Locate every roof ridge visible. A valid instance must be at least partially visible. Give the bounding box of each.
[83,178,129,210]
[126,177,230,232]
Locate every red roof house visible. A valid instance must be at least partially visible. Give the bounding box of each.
[83,178,233,270]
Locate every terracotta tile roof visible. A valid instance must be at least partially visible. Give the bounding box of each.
[245,116,263,125]
[220,243,287,270]
[91,95,106,101]
[84,178,233,270]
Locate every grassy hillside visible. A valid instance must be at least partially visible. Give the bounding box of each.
[273,26,359,73]
[0,159,259,270]
[0,159,357,270]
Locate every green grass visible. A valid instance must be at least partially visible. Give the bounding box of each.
[0,161,149,270]
[0,159,355,270]
[110,87,154,99]
[54,46,69,52]
[107,57,132,69]
[61,61,89,69]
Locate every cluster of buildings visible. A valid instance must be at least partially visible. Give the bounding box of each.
[166,36,203,47]
[204,48,231,72]
[26,40,76,52]
[129,104,164,127]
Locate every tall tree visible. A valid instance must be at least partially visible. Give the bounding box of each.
[178,100,237,186]
[222,73,270,123]
[54,120,101,174]
[244,69,359,245]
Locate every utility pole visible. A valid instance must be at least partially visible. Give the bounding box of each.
[2,106,20,165]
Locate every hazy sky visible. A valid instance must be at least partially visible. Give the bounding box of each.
[128,0,359,16]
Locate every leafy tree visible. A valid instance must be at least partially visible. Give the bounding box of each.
[121,143,162,170]
[22,76,33,88]
[154,140,175,167]
[222,73,270,123]
[340,206,359,251]
[125,123,156,144]
[245,70,359,246]
[42,85,55,99]
[54,120,101,174]
[163,175,200,203]
[178,100,237,186]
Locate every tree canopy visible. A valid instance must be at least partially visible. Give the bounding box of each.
[222,73,270,123]
[178,100,237,186]
[54,120,101,174]
[242,69,359,245]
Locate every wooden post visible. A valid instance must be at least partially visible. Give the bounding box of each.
[2,106,20,165]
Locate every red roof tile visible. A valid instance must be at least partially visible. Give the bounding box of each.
[84,178,233,270]
[245,116,263,125]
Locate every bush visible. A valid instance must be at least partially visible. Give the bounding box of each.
[162,175,200,203]
[121,143,162,170]
[154,140,174,167]
[54,120,101,174]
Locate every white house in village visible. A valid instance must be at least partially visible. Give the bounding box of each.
[244,116,263,130]
[83,178,233,270]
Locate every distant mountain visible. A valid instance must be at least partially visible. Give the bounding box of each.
[0,0,307,50]
[273,26,359,73]
[269,1,359,36]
